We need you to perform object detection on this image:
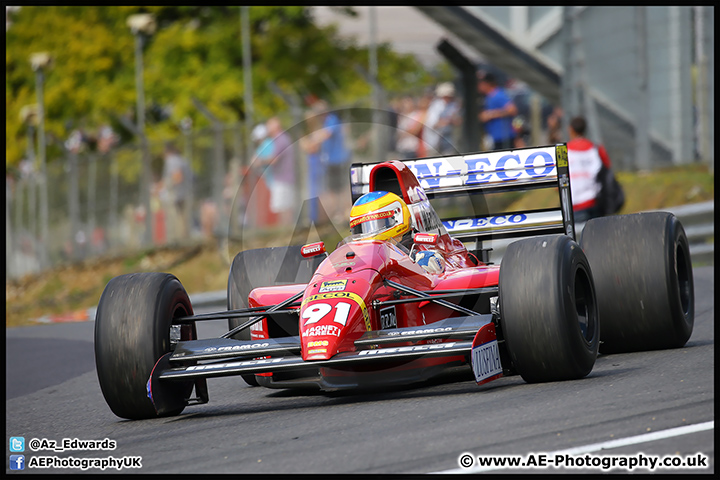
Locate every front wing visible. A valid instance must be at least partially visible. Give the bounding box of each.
[158,314,494,382]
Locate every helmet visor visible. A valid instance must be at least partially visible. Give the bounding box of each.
[350,210,398,236]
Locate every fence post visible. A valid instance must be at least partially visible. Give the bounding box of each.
[436,38,478,154]
[706,6,714,174]
[114,115,152,248]
[530,93,542,146]
[108,153,118,249]
[181,119,194,240]
[29,174,37,259]
[33,66,50,269]
[214,125,225,237]
[6,176,12,278]
[561,7,575,141]
[368,6,384,162]
[634,6,651,171]
[668,6,692,165]
[192,97,226,239]
[354,64,389,160]
[13,179,24,275]
[67,149,82,261]
[87,153,97,253]
[241,6,254,176]
[695,6,713,173]
[141,136,153,246]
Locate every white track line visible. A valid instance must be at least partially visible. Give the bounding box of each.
[434,420,714,474]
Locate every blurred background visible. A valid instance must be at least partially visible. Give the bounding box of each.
[5,6,714,285]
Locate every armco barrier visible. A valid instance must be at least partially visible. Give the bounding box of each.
[485,201,714,266]
[660,201,714,265]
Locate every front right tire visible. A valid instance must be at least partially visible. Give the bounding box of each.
[499,235,599,383]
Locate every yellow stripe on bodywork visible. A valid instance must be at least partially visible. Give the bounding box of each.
[302,291,372,331]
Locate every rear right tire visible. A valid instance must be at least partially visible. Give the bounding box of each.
[580,212,694,353]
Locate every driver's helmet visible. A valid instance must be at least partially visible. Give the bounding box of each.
[349,191,411,242]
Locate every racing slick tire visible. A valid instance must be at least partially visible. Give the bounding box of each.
[580,212,694,354]
[95,273,195,419]
[499,235,599,383]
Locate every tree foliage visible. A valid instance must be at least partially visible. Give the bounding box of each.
[6,6,435,168]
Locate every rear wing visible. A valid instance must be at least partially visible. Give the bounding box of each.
[350,145,575,247]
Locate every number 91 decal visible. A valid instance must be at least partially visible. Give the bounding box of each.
[302,302,352,326]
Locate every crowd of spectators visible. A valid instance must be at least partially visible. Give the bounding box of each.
[385,71,563,160]
[10,68,589,265]
[114,72,573,244]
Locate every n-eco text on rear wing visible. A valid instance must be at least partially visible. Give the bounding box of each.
[350,144,575,245]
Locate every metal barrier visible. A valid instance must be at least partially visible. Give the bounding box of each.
[486,201,714,265]
[660,200,714,264]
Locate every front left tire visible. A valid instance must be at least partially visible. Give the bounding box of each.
[95,273,195,419]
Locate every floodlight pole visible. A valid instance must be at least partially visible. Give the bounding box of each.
[131,22,154,246]
[31,56,50,269]
[369,6,382,162]
[241,6,254,166]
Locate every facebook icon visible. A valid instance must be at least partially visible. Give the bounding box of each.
[10,454,25,470]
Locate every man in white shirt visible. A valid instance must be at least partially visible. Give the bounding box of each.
[424,82,461,155]
[567,116,612,223]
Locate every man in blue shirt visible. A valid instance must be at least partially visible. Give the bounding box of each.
[478,72,518,150]
[311,99,350,223]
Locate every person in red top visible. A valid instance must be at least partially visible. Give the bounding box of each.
[567,116,612,223]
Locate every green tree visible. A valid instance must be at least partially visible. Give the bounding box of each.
[6,6,434,168]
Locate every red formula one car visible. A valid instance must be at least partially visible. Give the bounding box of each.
[94,145,695,419]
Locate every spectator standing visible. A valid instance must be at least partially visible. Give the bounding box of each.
[265,117,297,225]
[425,82,462,155]
[395,96,424,160]
[414,92,432,158]
[233,123,274,231]
[150,179,166,245]
[252,123,274,165]
[300,111,325,224]
[387,97,401,157]
[253,122,275,225]
[310,99,351,223]
[546,106,564,144]
[97,125,118,154]
[511,116,530,148]
[566,116,612,223]
[478,72,518,150]
[160,142,192,243]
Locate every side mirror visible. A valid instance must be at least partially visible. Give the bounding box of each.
[301,242,326,258]
[413,233,439,246]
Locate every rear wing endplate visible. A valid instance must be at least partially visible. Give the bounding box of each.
[350,144,575,243]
